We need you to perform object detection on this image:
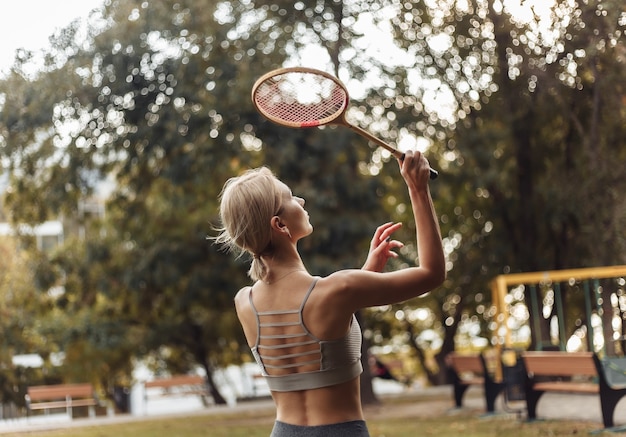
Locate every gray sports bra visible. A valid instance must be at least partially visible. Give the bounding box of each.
[248,278,363,392]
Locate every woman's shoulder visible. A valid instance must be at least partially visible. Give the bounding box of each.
[315,269,402,312]
[314,269,371,300]
[234,285,253,309]
[319,269,373,286]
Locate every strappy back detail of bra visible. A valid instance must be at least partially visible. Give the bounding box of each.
[249,278,320,370]
[248,278,362,392]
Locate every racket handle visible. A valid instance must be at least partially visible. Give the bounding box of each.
[399,153,439,180]
[348,123,438,179]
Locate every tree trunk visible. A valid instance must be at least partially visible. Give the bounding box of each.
[435,306,464,386]
[201,361,227,405]
[406,319,444,386]
[189,323,228,405]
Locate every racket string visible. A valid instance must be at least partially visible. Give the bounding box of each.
[254,73,347,125]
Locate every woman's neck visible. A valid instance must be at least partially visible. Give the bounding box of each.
[263,268,307,284]
[261,256,307,285]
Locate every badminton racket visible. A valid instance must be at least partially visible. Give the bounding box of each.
[251,67,438,179]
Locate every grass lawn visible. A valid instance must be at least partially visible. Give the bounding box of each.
[0,394,607,437]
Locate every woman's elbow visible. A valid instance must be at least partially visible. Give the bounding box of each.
[428,264,447,289]
[435,268,447,287]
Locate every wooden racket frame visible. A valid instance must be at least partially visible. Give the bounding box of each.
[252,66,438,179]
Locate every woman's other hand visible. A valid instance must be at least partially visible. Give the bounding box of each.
[362,222,404,272]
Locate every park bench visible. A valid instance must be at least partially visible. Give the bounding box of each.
[447,351,504,413]
[144,374,211,412]
[25,383,98,419]
[521,351,626,429]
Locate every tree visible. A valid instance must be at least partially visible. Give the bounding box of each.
[0,0,264,403]
[0,0,405,405]
[0,237,52,406]
[388,0,626,362]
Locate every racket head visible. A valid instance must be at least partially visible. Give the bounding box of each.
[251,67,349,128]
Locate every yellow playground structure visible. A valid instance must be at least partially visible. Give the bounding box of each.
[490,265,626,355]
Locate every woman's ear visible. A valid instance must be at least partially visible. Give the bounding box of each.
[270,216,282,231]
[270,216,291,237]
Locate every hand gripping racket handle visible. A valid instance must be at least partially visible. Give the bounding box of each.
[347,123,439,180]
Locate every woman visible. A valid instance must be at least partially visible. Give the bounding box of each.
[215,151,445,436]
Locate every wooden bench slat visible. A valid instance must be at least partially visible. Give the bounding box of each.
[28,401,73,410]
[27,383,94,400]
[28,399,97,409]
[533,382,599,394]
[67,399,98,407]
[449,355,484,374]
[522,352,597,377]
[145,375,205,389]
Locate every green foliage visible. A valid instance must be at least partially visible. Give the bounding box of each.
[0,0,399,402]
[0,0,624,405]
[0,237,54,404]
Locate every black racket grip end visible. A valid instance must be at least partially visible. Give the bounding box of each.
[399,153,439,180]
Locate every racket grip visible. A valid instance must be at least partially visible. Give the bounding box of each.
[399,153,439,180]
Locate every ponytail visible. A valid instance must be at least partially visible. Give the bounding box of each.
[214,167,282,282]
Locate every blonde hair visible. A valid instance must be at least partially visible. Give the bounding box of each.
[214,167,283,281]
